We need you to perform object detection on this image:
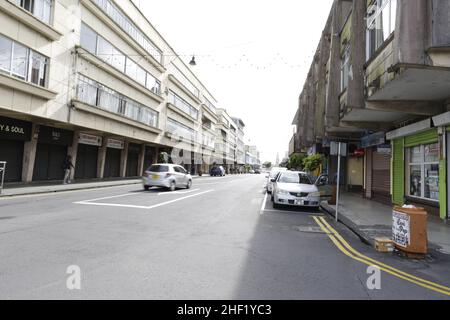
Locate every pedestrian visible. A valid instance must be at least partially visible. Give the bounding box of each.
[62,155,75,185]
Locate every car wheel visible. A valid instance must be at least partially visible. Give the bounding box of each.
[144,185,150,191]
[169,181,176,192]
[186,180,192,189]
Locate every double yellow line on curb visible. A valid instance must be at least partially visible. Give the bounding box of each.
[312,216,450,297]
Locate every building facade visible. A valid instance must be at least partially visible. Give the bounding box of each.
[291,0,450,221]
[0,0,249,182]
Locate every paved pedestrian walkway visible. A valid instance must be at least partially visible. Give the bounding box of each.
[321,192,450,255]
[0,174,211,197]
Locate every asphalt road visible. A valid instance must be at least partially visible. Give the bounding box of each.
[0,174,449,299]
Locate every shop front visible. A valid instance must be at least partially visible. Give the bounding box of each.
[0,116,32,182]
[75,133,102,180]
[104,139,124,178]
[347,143,364,193]
[362,132,392,204]
[126,143,141,177]
[388,120,442,218]
[33,126,74,182]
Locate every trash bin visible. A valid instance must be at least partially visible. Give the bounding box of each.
[392,206,428,255]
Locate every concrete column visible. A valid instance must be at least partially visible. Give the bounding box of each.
[137,144,145,176]
[21,124,39,183]
[347,0,366,110]
[325,1,341,129]
[97,138,108,179]
[120,141,129,178]
[394,0,430,65]
[68,131,80,180]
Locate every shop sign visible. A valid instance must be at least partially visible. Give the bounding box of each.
[79,133,102,146]
[353,149,365,157]
[377,144,392,155]
[361,132,386,148]
[38,126,73,146]
[392,210,410,247]
[0,116,32,141]
[107,139,124,150]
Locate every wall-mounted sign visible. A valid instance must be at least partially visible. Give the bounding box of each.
[377,144,392,155]
[330,142,347,156]
[0,116,32,142]
[107,139,124,150]
[79,133,102,146]
[353,148,365,157]
[37,125,73,146]
[361,132,386,148]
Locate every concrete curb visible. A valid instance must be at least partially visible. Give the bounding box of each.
[0,180,142,198]
[0,174,219,198]
[320,201,375,246]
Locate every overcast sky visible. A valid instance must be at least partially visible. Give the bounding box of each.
[134,0,334,163]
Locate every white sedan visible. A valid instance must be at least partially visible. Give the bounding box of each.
[271,171,322,209]
[143,164,192,191]
[266,167,287,194]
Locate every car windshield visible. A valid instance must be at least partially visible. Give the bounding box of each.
[270,169,285,178]
[148,165,169,172]
[278,172,312,184]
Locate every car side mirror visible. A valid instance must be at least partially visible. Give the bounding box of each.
[271,178,276,183]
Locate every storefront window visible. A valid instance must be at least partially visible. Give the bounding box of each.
[407,143,439,201]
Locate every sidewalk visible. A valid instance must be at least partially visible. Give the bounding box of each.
[0,174,210,198]
[320,192,450,255]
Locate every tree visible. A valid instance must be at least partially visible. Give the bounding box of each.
[279,157,289,168]
[302,154,324,173]
[288,153,306,170]
[158,152,170,163]
[263,161,272,169]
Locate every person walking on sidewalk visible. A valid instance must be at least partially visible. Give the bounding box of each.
[62,155,75,185]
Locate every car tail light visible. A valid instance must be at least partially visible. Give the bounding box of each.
[165,173,172,178]
[143,172,150,177]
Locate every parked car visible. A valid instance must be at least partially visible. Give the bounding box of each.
[254,168,261,174]
[270,171,322,209]
[210,165,226,177]
[249,169,255,174]
[143,164,192,191]
[266,167,288,194]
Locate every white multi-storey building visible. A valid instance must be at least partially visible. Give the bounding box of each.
[0,0,242,182]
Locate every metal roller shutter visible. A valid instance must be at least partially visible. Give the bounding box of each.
[372,150,391,204]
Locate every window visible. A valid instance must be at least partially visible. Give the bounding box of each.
[166,118,195,141]
[366,0,397,60]
[125,59,146,86]
[29,51,48,86]
[0,34,48,86]
[80,24,97,54]
[0,36,12,73]
[80,23,161,96]
[168,90,199,120]
[92,0,162,63]
[406,143,439,201]
[12,42,28,80]
[278,172,313,185]
[97,37,114,66]
[76,75,159,128]
[340,45,350,92]
[13,0,52,24]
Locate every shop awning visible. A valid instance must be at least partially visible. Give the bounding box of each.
[386,119,432,140]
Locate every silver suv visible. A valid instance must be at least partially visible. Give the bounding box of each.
[143,164,192,191]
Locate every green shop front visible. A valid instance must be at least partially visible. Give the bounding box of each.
[387,119,446,220]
